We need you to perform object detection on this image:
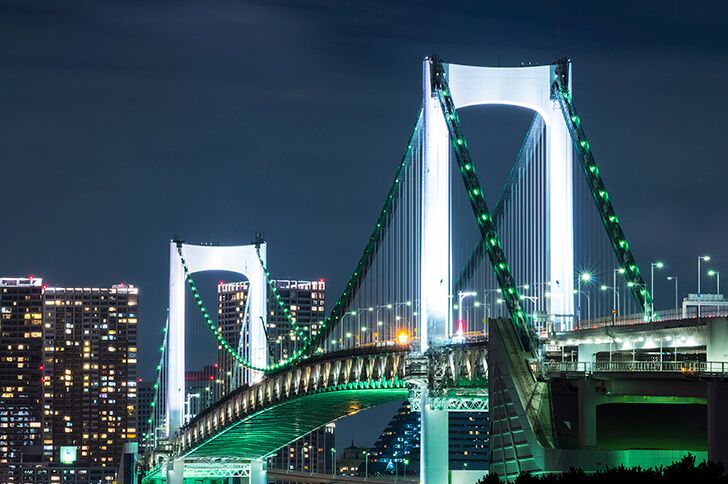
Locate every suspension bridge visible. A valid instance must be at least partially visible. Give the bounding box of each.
[136,57,728,483]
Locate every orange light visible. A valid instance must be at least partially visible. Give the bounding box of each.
[397,331,410,345]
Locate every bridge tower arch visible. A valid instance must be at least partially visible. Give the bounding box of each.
[420,58,575,483]
[421,58,575,344]
[166,240,268,439]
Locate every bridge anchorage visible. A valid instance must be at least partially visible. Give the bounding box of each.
[139,57,728,483]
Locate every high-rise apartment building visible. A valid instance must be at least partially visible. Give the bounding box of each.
[0,279,139,483]
[0,277,47,482]
[42,284,138,471]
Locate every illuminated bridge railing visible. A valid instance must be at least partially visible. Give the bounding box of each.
[568,307,728,332]
[540,360,728,376]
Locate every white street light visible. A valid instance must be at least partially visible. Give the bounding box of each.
[666,276,679,312]
[456,291,477,337]
[708,269,721,295]
[650,262,664,316]
[698,256,711,316]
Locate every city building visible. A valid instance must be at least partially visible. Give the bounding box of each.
[0,279,140,483]
[368,401,420,476]
[369,400,490,475]
[42,284,138,472]
[449,412,490,471]
[337,441,371,477]
[0,277,47,482]
[268,423,336,481]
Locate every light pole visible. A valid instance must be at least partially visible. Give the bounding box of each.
[340,311,357,349]
[572,290,591,324]
[708,269,721,295]
[698,256,711,316]
[364,451,370,479]
[612,268,625,316]
[183,392,200,424]
[666,276,679,312]
[330,448,336,476]
[577,272,592,324]
[601,285,620,320]
[650,262,664,316]
[456,291,477,337]
[403,458,409,476]
[301,444,311,473]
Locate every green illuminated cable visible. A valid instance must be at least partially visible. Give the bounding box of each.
[551,63,653,316]
[430,58,534,353]
[142,311,169,444]
[178,111,423,373]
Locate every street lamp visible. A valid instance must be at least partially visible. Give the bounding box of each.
[612,268,625,316]
[363,451,370,478]
[330,448,336,476]
[184,392,200,424]
[650,262,664,315]
[577,272,592,324]
[708,270,721,295]
[601,285,620,319]
[403,458,410,476]
[698,256,711,316]
[666,276,679,312]
[456,291,477,337]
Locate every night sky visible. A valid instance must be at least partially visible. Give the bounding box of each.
[2,0,728,447]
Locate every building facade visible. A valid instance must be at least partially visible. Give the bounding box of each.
[0,279,139,483]
[42,284,139,472]
[0,277,47,482]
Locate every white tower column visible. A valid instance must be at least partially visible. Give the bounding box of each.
[420,58,452,353]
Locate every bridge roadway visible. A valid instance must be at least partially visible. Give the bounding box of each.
[143,340,488,482]
[266,469,417,483]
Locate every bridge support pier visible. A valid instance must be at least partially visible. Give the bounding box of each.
[246,459,267,484]
[420,390,449,483]
[166,458,184,484]
[708,381,728,466]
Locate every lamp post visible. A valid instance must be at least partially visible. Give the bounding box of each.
[577,272,592,325]
[601,285,620,320]
[330,448,336,476]
[666,276,679,312]
[708,269,721,295]
[183,392,200,424]
[340,311,357,349]
[403,458,409,476]
[572,290,591,326]
[363,451,370,479]
[612,268,625,316]
[698,256,711,316]
[650,262,664,317]
[456,291,477,337]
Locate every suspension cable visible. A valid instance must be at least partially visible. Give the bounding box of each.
[551,60,653,317]
[142,310,169,447]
